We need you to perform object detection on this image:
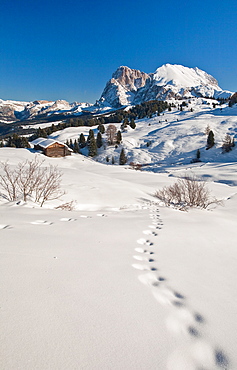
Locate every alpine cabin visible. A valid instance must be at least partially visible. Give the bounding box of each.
[31,138,72,157]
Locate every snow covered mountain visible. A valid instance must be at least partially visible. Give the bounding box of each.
[98,64,232,108]
[0,99,92,123]
[0,63,233,122]
[0,99,29,122]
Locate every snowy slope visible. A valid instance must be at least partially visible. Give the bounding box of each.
[51,98,237,169]
[151,64,230,99]
[1,98,237,369]
[0,146,237,369]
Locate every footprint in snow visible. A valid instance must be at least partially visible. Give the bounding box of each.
[133,255,155,262]
[137,238,153,246]
[0,224,11,229]
[31,220,52,225]
[60,218,76,222]
[132,264,157,271]
[134,247,154,254]
[138,272,159,286]
[143,230,153,235]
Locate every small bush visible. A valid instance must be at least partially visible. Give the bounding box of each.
[154,175,217,209]
[0,158,64,206]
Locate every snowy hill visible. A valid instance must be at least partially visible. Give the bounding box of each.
[99,64,232,108]
[50,97,237,169]
[1,141,237,369]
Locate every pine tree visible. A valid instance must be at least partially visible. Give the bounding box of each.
[37,127,47,138]
[119,148,127,165]
[87,129,97,157]
[96,132,103,148]
[121,118,128,131]
[111,156,115,164]
[98,123,105,134]
[116,130,122,144]
[73,139,80,153]
[79,133,86,148]
[69,139,73,150]
[129,118,136,129]
[206,130,215,149]
[196,149,201,160]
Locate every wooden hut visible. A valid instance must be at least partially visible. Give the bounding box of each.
[31,138,72,157]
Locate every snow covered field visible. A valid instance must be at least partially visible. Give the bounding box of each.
[1,100,237,369]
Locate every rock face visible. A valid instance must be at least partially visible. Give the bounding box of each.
[99,64,232,108]
[98,66,150,108]
[0,99,28,122]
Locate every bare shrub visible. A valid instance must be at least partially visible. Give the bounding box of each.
[222,134,233,153]
[154,175,216,209]
[0,158,64,206]
[106,124,117,145]
[34,164,64,206]
[55,200,76,211]
[0,162,19,201]
[17,158,44,201]
[129,162,143,171]
[205,124,211,135]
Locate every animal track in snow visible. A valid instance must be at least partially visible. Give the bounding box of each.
[138,272,158,286]
[31,220,53,225]
[132,264,154,271]
[133,255,155,262]
[60,217,76,222]
[134,247,154,254]
[137,238,153,246]
[137,238,147,245]
[143,229,153,235]
[132,263,149,271]
[143,230,158,236]
[134,204,230,369]
[0,224,10,229]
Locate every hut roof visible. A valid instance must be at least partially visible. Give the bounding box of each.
[31,137,72,150]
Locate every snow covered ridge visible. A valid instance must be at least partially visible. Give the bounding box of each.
[0,99,93,123]
[98,64,233,108]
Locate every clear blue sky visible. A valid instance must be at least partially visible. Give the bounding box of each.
[0,0,236,103]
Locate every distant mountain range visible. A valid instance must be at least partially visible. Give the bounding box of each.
[0,99,92,123]
[0,64,233,123]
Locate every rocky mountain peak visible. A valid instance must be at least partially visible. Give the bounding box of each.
[111,66,149,90]
[99,64,232,108]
